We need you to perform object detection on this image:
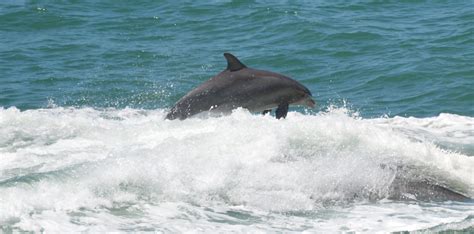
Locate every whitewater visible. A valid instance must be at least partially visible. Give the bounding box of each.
[0,106,473,232]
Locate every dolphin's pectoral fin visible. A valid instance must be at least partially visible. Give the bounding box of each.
[224,53,247,72]
[262,109,271,115]
[275,103,289,119]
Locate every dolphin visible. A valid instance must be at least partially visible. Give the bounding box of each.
[388,178,471,202]
[166,53,315,120]
[386,165,472,202]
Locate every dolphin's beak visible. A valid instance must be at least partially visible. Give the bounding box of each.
[306,98,316,108]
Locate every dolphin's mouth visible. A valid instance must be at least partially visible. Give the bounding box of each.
[293,96,316,108]
[306,98,316,108]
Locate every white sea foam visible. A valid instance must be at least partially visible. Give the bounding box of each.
[370,113,474,156]
[0,107,473,232]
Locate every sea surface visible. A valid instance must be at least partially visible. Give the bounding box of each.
[1,0,473,232]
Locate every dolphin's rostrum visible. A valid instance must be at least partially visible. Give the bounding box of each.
[166,53,315,120]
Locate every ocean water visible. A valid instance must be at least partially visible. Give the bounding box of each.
[1,0,473,232]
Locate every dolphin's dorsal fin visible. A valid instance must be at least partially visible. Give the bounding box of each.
[224,53,247,71]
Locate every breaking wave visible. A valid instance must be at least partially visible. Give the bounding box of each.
[0,107,473,232]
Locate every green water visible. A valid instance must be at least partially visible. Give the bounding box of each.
[1,1,473,117]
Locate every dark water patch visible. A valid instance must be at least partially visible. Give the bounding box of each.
[431,30,474,44]
[30,76,80,85]
[0,7,86,32]
[366,72,431,87]
[0,49,35,62]
[326,31,383,41]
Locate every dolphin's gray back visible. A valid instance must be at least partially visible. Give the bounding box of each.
[166,67,311,120]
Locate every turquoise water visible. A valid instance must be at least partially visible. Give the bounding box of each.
[1,1,473,116]
[1,1,473,232]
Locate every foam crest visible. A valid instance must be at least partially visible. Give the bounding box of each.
[0,107,473,231]
[371,113,474,155]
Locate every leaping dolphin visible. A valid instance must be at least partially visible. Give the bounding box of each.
[166,53,315,120]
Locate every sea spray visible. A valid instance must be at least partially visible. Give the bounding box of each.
[1,107,472,231]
